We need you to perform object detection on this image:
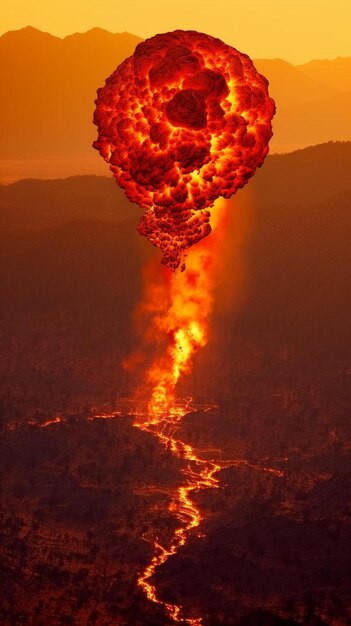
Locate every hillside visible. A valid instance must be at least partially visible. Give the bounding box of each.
[1,142,350,626]
[1,27,351,181]
[0,142,350,413]
[0,175,140,230]
[1,142,350,231]
[253,58,338,106]
[297,57,351,92]
[0,27,142,180]
[251,141,351,207]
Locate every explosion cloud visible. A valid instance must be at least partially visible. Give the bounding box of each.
[93,30,275,270]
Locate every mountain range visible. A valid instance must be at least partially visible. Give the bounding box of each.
[1,142,349,349]
[1,26,351,182]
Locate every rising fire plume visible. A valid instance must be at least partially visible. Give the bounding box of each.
[131,199,282,624]
[139,197,227,420]
[133,199,226,624]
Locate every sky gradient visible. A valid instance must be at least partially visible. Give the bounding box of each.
[2,0,350,64]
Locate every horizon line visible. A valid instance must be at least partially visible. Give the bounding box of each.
[1,25,351,66]
[2,140,350,187]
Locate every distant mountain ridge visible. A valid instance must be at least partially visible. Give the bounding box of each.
[0,175,140,230]
[0,26,143,179]
[297,56,351,92]
[1,141,350,230]
[1,27,351,182]
[0,142,349,347]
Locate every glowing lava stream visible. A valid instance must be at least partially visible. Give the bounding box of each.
[131,199,283,625]
[7,199,284,626]
[135,406,220,626]
[134,404,282,626]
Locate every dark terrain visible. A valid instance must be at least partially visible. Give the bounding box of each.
[0,142,350,625]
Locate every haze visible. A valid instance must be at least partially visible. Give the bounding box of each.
[1,6,351,625]
[2,0,351,64]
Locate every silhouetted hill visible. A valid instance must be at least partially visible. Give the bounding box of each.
[234,190,350,345]
[0,26,142,178]
[272,92,351,150]
[1,143,350,626]
[298,57,351,92]
[252,141,351,206]
[0,217,147,317]
[254,58,351,151]
[0,143,349,350]
[253,58,337,106]
[1,142,350,231]
[0,175,140,230]
[0,142,349,421]
[1,27,351,181]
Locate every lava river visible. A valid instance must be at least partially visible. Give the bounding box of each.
[133,400,283,625]
[126,198,283,624]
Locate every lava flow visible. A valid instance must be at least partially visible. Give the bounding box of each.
[130,199,283,625]
[134,401,283,626]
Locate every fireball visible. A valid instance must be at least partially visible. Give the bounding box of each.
[93,30,275,270]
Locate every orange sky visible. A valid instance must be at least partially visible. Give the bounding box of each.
[2,0,350,64]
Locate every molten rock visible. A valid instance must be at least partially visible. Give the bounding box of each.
[93,30,275,270]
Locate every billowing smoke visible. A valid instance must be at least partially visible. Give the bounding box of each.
[93,30,275,270]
